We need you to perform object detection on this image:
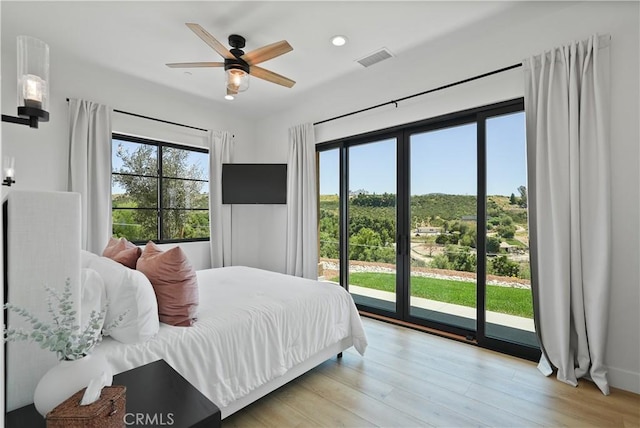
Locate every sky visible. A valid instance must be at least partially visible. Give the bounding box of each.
[319,111,526,196]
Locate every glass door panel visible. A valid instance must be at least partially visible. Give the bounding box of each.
[485,112,537,347]
[348,139,397,312]
[318,149,340,282]
[409,124,477,331]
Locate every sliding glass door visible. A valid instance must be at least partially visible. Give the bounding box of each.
[317,99,540,360]
[347,138,398,313]
[318,149,341,282]
[408,122,477,332]
[483,110,537,348]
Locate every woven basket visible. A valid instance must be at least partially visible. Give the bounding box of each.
[46,386,126,428]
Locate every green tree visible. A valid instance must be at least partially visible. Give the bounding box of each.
[114,143,207,240]
[496,224,516,239]
[430,245,476,273]
[488,255,520,277]
[518,185,527,208]
[349,228,395,263]
[430,253,452,270]
[319,231,339,258]
[447,246,476,272]
[509,193,517,205]
[486,236,501,254]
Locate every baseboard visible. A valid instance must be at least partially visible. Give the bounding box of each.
[608,366,640,394]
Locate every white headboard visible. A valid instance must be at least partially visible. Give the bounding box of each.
[5,191,81,411]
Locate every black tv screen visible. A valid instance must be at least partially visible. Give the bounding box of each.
[222,163,287,204]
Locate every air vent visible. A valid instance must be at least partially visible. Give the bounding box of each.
[356,48,394,68]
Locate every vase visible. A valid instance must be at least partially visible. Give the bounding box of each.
[33,353,113,417]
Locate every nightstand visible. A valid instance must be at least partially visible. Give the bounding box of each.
[5,359,221,428]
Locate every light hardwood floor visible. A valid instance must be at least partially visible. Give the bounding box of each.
[223,317,640,427]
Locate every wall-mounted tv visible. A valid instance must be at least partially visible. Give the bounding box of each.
[222,163,287,204]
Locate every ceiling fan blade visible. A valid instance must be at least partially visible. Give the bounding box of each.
[241,40,293,66]
[166,62,225,68]
[250,65,296,88]
[185,23,234,59]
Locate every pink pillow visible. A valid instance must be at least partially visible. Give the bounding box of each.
[102,237,142,269]
[136,241,198,327]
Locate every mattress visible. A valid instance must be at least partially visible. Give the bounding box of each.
[93,266,367,409]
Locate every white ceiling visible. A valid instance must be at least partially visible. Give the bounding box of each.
[2,1,522,117]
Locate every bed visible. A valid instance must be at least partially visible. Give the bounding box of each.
[93,265,368,418]
[3,190,367,416]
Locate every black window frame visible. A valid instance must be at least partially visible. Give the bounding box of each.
[111,132,210,245]
[316,98,541,362]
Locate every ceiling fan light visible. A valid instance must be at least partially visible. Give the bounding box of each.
[224,94,235,101]
[226,68,249,92]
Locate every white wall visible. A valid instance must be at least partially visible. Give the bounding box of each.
[1,29,256,270]
[247,1,640,393]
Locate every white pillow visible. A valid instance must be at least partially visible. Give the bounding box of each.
[80,268,107,337]
[80,249,100,269]
[85,256,159,344]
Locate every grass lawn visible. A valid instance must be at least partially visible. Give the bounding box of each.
[331,272,533,318]
[505,238,526,248]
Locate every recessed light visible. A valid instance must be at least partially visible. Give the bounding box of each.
[331,35,347,47]
[224,94,235,101]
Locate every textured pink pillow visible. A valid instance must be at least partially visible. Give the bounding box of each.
[102,237,142,269]
[136,241,199,326]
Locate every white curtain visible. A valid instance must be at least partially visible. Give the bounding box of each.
[68,98,113,254]
[524,34,611,394]
[285,123,318,279]
[208,130,234,268]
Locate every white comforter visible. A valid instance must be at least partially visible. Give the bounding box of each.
[94,266,367,408]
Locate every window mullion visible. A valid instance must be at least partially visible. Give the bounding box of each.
[157,145,163,241]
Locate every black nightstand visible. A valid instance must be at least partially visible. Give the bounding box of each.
[5,359,221,428]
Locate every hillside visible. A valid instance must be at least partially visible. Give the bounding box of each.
[320,193,527,226]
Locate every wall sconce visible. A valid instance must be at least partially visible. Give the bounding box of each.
[1,36,50,129]
[3,157,16,187]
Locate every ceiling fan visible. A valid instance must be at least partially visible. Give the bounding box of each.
[167,23,295,97]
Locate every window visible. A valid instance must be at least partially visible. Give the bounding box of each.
[317,98,540,361]
[111,133,210,243]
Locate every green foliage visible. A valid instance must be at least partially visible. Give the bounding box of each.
[518,185,528,208]
[508,209,528,225]
[429,245,477,272]
[319,192,530,280]
[499,215,513,226]
[430,253,452,270]
[351,192,396,207]
[349,227,396,263]
[113,142,209,241]
[436,234,458,245]
[488,255,520,277]
[319,209,339,259]
[509,193,517,205]
[496,224,516,239]
[411,194,477,220]
[459,231,476,248]
[504,238,526,248]
[486,236,502,254]
[3,280,126,361]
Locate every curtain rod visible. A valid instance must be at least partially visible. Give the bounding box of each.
[66,98,208,132]
[313,63,523,126]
